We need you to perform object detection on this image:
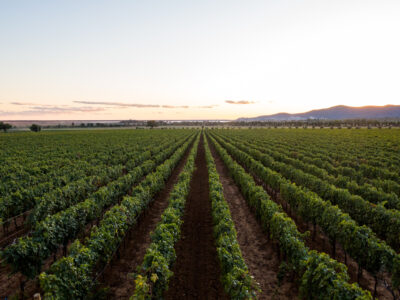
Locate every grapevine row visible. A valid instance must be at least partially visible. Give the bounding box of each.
[203,135,257,299]
[230,129,400,193]
[1,133,194,280]
[206,133,371,299]
[209,132,400,292]
[216,132,400,251]
[39,133,199,299]
[228,134,400,210]
[29,138,175,225]
[0,131,185,220]
[133,134,200,299]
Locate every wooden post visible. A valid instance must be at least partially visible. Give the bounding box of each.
[34,293,42,300]
[373,276,378,299]
[357,265,363,283]
[312,222,316,241]
[332,238,336,259]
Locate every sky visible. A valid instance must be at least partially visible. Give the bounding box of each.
[1,0,399,120]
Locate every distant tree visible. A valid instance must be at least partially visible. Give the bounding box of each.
[0,121,12,132]
[147,120,157,128]
[29,124,41,132]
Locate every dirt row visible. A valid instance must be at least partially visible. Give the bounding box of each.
[2,135,333,299]
[0,212,30,248]
[97,139,194,299]
[272,191,394,299]
[208,137,297,300]
[211,136,394,299]
[0,142,184,250]
[98,135,295,299]
[0,142,194,299]
[98,136,228,299]
[165,135,228,299]
[0,181,153,299]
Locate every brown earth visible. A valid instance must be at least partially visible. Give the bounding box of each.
[208,137,299,300]
[0,195,133,299]
[165,136,228,300]
[0,143,192,300]
[96,140,194,299]
[0,212,30,249]
[276,196,394,300]
[211,136,395,299]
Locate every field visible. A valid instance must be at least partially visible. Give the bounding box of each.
[0,128,400,299]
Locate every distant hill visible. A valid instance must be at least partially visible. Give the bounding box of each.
[236,105,400,121]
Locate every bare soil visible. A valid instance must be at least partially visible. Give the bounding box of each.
[0,144,192,300]
[96,141,194,299]
[0,213,30,249]
[215,136,394,299]
[276,195,394,300]
[0,198,129,299]
[165,136,228,300]
[208,138,299,300]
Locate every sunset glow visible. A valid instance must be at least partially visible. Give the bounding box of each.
[1,1,399,120]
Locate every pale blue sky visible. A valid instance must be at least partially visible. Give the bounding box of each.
[1,0,399,120]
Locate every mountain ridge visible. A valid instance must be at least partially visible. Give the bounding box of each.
[236,104,400,121]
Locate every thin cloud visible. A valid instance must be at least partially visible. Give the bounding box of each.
[11,101,40,106]
[35,106,106,113]
[0,105,106,116]
[162,105,189,109]
[225,100,256,105]
[74,100,218,109]
[74,101,159,108]
[196,105,219,108]
[2,101,219,118]
[162,104,218,109]
[10,102,70,107]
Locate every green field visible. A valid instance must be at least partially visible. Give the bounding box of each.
[1,128,399,299]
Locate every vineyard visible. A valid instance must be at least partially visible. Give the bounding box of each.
[0,128,399,299]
